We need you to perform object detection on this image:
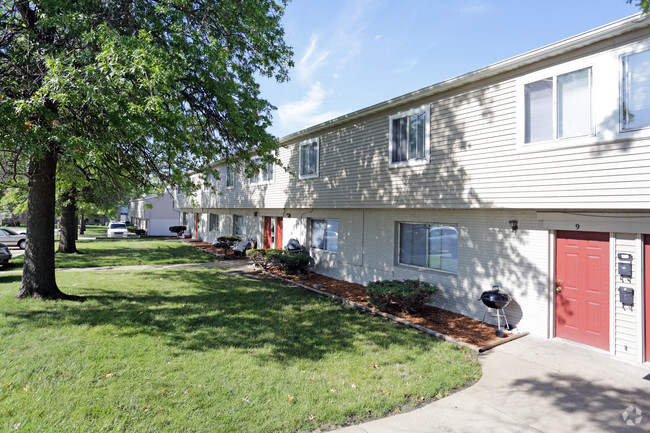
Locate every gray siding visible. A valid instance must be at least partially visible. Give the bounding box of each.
[614,233,638,363]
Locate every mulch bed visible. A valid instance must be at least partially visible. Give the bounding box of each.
[180,240,244,259]
[179,239,505,347]
[261,268,504,347]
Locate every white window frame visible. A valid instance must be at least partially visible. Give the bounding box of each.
[521,67,594,145]
[250,158,274,185]
[209,213,219,232]
[397,222,458,274]
[299,137,320,179]
[388,105,431,168]
[226,166,235,189]
[620,46,650,132]
[310,218,338,253]
[233,214,247,236]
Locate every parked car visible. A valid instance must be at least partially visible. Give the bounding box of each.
[0,242,11,269]
[107,222,128,238]
[0,227,26,249]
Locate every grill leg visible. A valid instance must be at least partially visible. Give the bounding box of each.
[481,308,488,328]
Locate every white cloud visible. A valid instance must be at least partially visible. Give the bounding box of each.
[296,35,330,83]
[390,59,419,74]
[276,82,347,132]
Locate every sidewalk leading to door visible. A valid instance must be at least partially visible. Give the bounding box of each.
[335,336,649,433]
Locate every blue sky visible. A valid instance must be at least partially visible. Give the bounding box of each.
[258,0,641,138]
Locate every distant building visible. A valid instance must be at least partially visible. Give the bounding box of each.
[128,191,179,236]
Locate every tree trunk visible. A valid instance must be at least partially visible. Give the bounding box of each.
[79,209,86,235]
[16,148,83,301]
[58,187,78,253]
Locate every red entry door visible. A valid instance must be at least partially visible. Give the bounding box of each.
[264,217,284,249]
[194,213,200,239]
[643,235,650,362]
[264,217,272,249]
[276,217,283,249]
[555,231,610,350]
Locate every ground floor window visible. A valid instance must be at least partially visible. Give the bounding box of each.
[399,223,458,273]
[311,219,338,252]
[209,213,219,231]
[234,215,247,236]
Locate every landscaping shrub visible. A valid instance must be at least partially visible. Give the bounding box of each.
[366,279,437,313]
[133,228,146,236]
[247,248,283,270]
[273,252,311,275]
[169,225,186,236]
[250,249,310,274]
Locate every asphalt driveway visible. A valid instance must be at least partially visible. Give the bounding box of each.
[336,335,649,433]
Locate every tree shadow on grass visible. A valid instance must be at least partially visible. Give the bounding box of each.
[3,269,449,363]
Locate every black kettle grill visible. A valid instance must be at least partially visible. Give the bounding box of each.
[480,286,511,337]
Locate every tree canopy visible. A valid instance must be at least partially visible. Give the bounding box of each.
[0,0,293,299]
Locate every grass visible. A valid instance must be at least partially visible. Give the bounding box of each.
[10,239,215,269]
[79,224,112,238]
[0,268,481,432]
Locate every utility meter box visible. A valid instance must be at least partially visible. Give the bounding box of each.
[618,287,634,307]
[618,262,632,278]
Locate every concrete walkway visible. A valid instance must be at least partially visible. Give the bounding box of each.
[336,335,649,433]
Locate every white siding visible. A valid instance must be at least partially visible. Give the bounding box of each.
[614,233,638,363]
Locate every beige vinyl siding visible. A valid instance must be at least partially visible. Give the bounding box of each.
[614,233,638,363]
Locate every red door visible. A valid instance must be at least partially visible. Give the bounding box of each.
[276,217,283,249]
[194,214,200,239]
[264,217,272,249]
[643,235,650,362]
[555,231,610,350]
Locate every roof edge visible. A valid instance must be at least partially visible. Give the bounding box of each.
[278,13,649,144]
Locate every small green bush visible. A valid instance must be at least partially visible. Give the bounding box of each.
[247,248,283,270]
[133,228,146,236]
[273,252,311,275]
[250,249,310,274]
[366,279,437,313]
[169,225,186,236]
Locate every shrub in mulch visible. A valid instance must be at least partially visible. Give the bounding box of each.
[366,279,437,313]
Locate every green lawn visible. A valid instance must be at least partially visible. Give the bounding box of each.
[10,239,215,269]
[0,268,480,433]
[79,224,112,238]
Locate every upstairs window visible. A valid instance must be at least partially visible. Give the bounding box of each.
[311,219,338,252]
[622,48,650,131]
[524,67,592,143]
[299,138,319,179]
[389,106,430,167]
[226,166,235,189]
[251,158,274,185]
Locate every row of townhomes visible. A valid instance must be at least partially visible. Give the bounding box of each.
[176,14,650,365]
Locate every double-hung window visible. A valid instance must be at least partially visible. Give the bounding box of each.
[234,215,247,236]
[399,223,458,273]
[299,138,319,179]
[209,213,219,232]
[251,158,274,185]
[524,67,592,143]
[621,48,650,131]
[311,219,338,252]
[389,106,430,167]
[226,166,235,189]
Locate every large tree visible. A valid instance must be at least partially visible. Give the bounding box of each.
[0,0,293,300]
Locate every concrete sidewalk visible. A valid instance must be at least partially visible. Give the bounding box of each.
[336,336,649,433]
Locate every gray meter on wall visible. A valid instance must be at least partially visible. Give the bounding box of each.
[617,253,633,279]
[618,287,634,307]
